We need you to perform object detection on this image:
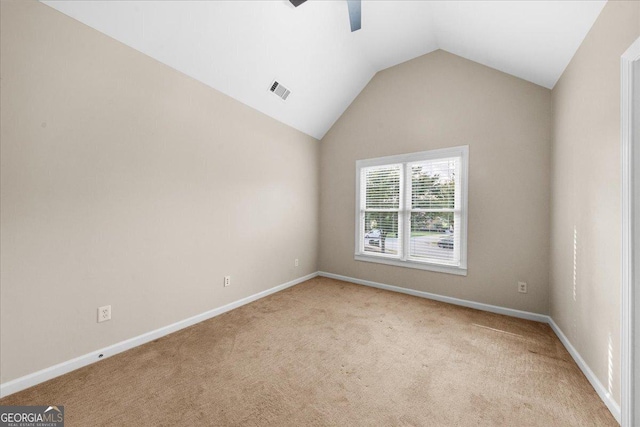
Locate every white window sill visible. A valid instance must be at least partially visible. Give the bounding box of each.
[354,254,467,276]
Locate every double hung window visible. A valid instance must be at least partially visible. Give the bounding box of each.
[355,146,468,275]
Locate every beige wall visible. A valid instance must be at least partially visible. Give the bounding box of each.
[0,0,319,383]
[319,50,552,314]
[550,0,640,406]
[2,0,636,410]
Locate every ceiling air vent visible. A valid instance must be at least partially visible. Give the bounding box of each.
[269,80,291,101]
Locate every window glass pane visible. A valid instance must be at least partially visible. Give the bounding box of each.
[409,212,457,263]
[365,165,400,209]
[363,212,399,255]
[411,159,457,210]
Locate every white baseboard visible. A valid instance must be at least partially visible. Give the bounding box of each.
[1,270,622,425]
[318,271,548,323]
[0,272,318,398]
[548,318,621,424]
[318,271,621,424]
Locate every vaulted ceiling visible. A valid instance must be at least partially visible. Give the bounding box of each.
[42,1,606,139]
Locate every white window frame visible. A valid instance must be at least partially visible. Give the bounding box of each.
[354,145,469,276]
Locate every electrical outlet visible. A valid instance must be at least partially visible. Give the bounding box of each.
[295,258,299,267]
[518,282,527,294]
[98,305,111,323]
[224,276,231,287]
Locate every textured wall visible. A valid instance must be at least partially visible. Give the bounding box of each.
[319,50,552,314]
[0,0,319,383]
[550,0,640,406]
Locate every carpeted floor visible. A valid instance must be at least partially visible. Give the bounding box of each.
[0,277,617,426]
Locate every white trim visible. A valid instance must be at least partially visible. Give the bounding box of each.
[354,145,469,275]
[318,271,546,322]
[548,318,621,424]
[402,159,411,260]
[318,271,620,422]
[621,36,640,427]
[354,254,467,276]
[0,272,318,398]
[355,145,469,167]
[0,269,622,422]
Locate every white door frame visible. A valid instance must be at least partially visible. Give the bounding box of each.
[621,36,640,427]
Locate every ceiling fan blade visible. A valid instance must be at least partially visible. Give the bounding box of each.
[346,0,361,32]
[290,0,307,7]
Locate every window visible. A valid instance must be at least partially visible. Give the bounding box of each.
[355,146,468,275]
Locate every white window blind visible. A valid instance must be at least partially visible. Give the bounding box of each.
[355,146,468,275]
[360,164,402,258]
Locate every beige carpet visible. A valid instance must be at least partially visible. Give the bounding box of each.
[0,277,617,426]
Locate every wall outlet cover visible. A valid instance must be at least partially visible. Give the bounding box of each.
[518,282,527,294]
[98,305,111,323]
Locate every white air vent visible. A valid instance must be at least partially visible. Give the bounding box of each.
[269,80,291,101]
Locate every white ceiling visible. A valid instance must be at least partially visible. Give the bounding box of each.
[42,1,606,139]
